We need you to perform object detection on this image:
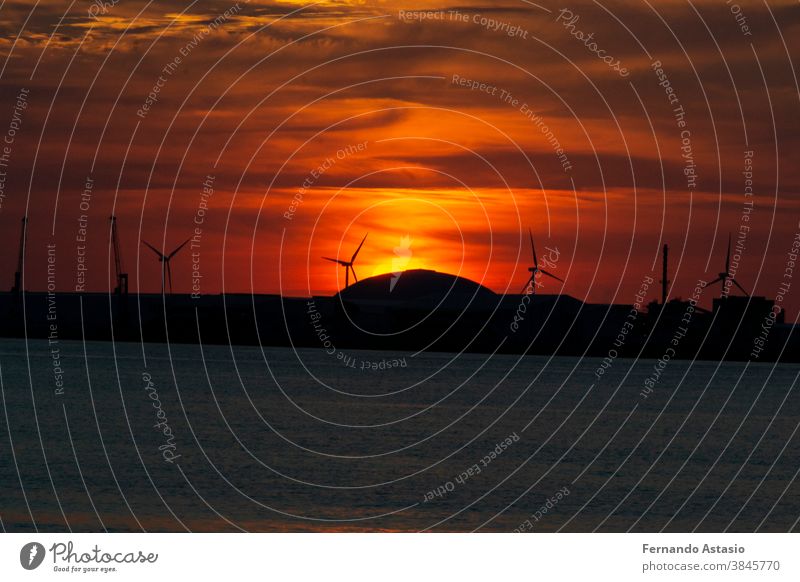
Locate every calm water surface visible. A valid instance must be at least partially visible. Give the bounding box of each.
[1,339,798,532]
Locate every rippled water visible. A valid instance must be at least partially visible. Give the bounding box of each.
[1,338,798,532]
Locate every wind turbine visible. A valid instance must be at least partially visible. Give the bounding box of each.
[323,233,368,289]
[702,233,749,297]
[521,228,563,294]
[141,238,191,295]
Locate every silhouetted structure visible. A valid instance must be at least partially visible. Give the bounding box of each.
[110,216,128,296]
[661,243,669,304]
[322,233,368,288]
[520,229,563,294]
[141,238,191,295]
[703,233,749,297]
[11,216,27,294]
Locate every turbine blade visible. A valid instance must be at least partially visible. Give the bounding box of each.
[351,265,358,283]
[351,233,368,263]
[167,261,173,294]
[702,276,723,288]
[322,256,343,264]
[540,269,564,283]
[725,233,731,273]
[168,238,191,259]
[731,278,749,296]
[141,240,165,259]
[528,228,538,268]
[521,275,534,294]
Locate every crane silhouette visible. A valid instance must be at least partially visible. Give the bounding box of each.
[141,238,191,295]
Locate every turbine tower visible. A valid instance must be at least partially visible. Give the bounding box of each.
[141,238,190,295]
[703,233,749,297]
[521,228,563,294]
[11,216,27,294]
[323,233,368,289]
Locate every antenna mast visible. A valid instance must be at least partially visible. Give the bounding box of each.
[661,243,669,305]
[11,216,27,294]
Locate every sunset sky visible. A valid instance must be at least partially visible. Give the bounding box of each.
[1,0,799,314]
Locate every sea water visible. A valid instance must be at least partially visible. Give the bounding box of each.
[1,339,798,532]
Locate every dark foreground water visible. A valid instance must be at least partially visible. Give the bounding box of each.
[1,338,798,532]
